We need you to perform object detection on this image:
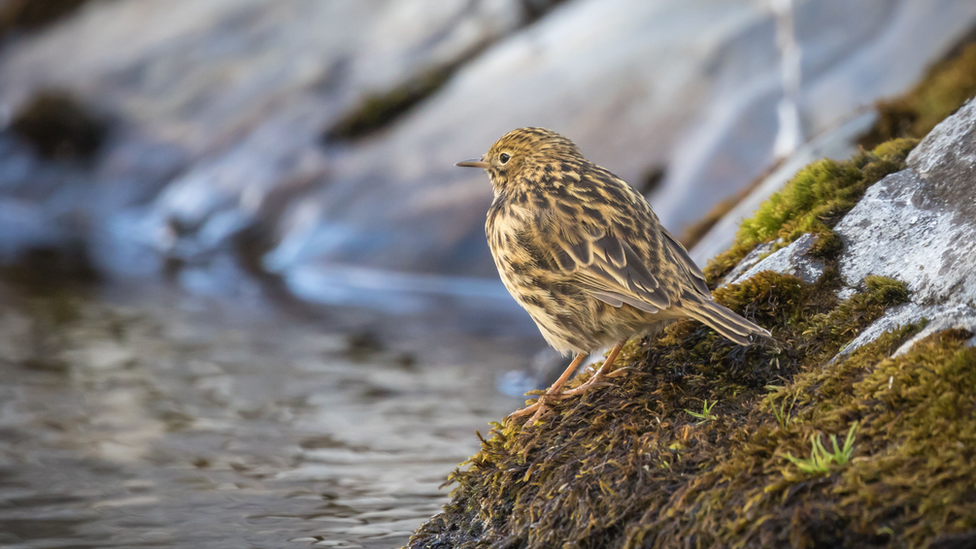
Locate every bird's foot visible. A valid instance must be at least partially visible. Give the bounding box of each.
[560,365,632,396]
[606,366,634,378]
[560,376,610,397]
[507,400,542,418]
[507,392,564,421]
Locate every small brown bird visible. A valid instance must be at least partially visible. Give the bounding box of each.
[457,127,769,421]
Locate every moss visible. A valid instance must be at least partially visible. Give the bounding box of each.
[410,263,976,549]
[0,0,90,35]
[860,41,976,149]
[10,90,107,160]
[323,68,453,142]
[702,138,917,284]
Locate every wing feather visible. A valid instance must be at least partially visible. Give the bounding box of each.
[661,229,709,296]
[541,212,672,312]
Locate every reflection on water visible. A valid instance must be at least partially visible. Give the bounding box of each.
[0,284,533,548]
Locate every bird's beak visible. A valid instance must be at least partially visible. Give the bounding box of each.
[456,156,489,169]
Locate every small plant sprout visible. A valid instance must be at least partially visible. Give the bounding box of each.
[784,422,859,475]
[686,399,718,424]
[765,385,798,429]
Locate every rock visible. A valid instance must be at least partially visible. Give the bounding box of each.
[723,233,825,286]
[834,98,976,355]
[837,302,976,359]
[0,0,531,269]
[691,111,876,267]
[1,0,976,315]
[719,240,778,286]
[273,0,976,278]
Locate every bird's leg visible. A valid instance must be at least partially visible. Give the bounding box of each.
[561,339,627,397]
[508,352,587,419]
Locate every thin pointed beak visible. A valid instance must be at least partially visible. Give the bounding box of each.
[456,157,489,169]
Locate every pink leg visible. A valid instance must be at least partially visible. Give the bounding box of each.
[508,352,586,419]
[559,339,627,397]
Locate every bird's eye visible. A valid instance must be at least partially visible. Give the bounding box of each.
[499,153,511,164]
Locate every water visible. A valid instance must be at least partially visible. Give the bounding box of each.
[0,283,536,548]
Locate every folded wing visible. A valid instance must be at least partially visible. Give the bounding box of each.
[540,212,672,314]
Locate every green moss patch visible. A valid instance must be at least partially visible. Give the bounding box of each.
[323,68,453,142]
[702,139,917,284]
[860,40,976,149]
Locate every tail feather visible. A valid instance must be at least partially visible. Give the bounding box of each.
[686,299,770,346]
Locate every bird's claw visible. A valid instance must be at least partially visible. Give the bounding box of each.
[507,402,541,418]
[561,380,613,397]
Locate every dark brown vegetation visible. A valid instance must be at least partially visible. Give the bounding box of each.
[10,90,107,160]
[411,236,976,548]
[0,0,91,36]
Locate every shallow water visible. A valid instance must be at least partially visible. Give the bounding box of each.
[0,283,536,548]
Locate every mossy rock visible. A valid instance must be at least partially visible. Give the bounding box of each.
[408,31,976,549]
[860,41,976,149]
[407,138,961,549]
[410,261,976,548]
[701,138,917,285]
[323,67,453,142]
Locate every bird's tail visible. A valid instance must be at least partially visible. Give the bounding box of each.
[685,298,771,346]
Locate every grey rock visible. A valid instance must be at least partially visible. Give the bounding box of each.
[835,287,857,301]
[836,101,976,307]
[691,111,876,267]
[1,0,975,315]
[836,302,976,359]
[719,240,778,287]
[726,233,825,286]
[0,0,529,265]
[275,0,976,278]
[833,98,976,356]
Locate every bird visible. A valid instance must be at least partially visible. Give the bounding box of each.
[456,127,770,422]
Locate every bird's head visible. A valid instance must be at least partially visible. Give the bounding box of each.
[456,127,583,194]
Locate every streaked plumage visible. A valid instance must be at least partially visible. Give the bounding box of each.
[457,127,769,420]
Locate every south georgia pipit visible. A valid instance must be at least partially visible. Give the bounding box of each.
[457,127,770,423]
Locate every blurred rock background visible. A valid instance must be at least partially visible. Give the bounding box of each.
[2,0,975,321]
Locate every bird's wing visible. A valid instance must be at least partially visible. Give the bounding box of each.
[537,210,672,314]
[660,228,710,296]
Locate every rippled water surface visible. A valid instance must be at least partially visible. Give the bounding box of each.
[0,284,534,548]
